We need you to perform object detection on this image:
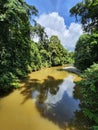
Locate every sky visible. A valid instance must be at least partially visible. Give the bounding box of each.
[26,0,83,51]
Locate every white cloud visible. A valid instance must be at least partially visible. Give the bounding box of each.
[36,12,83,51]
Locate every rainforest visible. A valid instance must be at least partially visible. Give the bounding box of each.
[0,0,98,130]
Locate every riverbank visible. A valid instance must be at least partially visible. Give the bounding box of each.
[0,66,83,130]
[63,65,81,75]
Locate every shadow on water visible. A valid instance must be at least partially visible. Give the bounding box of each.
[72,85,91,130]
[35,75,90,130]
[20,76,63,104]
[20,73,89,130]
[0,89,14,98]
[34,75,81,129]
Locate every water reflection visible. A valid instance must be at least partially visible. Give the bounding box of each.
[20,76,63,104]
[0,66,89,130]
[32,76,62,103]
[32,75,80,128]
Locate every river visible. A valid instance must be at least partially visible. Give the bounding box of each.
[0,66,88,130]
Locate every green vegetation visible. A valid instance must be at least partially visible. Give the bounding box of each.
[70,0,98,71]
[76,64,98,129]
[0,0,38,92]
[0,0,72,94]
[0,0,98,129]
[70,0,98,129]
[48,35,69,66]
[70,0,98,32]
[74,33,98,70]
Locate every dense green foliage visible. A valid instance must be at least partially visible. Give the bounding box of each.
[48,35,69,66]
[0,0,71,94]
[70,0,98,129]
[31,23,71,67]
[70,0,98,32]
[0,0,38,92]
[76,63,98,129]
[74,33,98,70]
[70,0,98,70]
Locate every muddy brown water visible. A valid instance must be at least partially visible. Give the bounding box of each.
[0,66,88,130]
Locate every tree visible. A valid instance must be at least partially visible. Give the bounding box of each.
[31,21,49,50]
[70,0,98,32]
[74,33,98,70]
[49,35,68,66]
[31,24,70,67]
[31,22,52,67]
[29,42,42,71]
[76,63,98,129]
[0,0,38,92]
[70,1,98,129]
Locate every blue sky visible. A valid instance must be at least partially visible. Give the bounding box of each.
[26,0,83,51]
[26,0,81,26]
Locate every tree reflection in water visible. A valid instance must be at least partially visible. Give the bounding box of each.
[21,73,89,130]
[32,75,88,129]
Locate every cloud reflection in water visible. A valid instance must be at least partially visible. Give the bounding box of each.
[32,75,80,128]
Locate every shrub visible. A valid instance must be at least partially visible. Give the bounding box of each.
[76,63,98,129]
[0,72,19,93]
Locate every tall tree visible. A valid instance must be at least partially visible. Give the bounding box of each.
[76,63,98,129]
[49,35,68,66]
[31,21,49,50]
[70,1,98,129]
[0,0,38,72]
[70,0,98,32]
[0,0,38,91]
[74,33,98,70]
